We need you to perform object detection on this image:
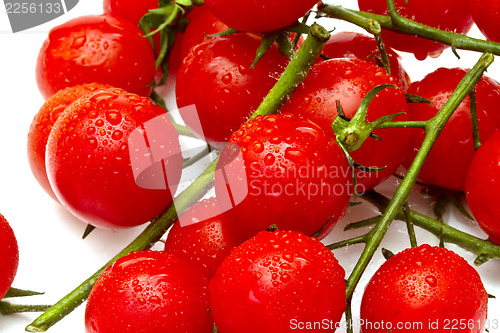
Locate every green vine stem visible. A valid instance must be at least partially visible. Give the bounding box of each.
[4,288,44,298]
[0,302,52,315]
[344,52,493,300]
[26,24,331,332]
[318,2,500,56]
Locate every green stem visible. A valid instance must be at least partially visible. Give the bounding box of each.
[26,22,331,332]
[403,201,417,247]
[4,288,44,298]
[318,2,381,35]
[319,4,500,56]
[345,52,493,300]
[469,88,482,150]
[377,120,428,129]
[326,235,367,250]
[362,190,500,265]
[0,302,52,315]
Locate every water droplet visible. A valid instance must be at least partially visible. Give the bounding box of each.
[221,73,232,84]
[87,138,98,149]
[425,275,437,287]
[253,141,264,153]
[106,110,122,125]
[87,127,96,135]
[264,153,275,166]
[285,148,306,163]
[95,119,104,127]
[71,35,86,49]
[111,130,123,140]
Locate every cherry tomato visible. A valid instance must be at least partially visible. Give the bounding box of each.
[179,6,228,60]
[205,0,317,32]
[210,230,346,332]
[176,33,289,144]
[103,0,159,26]
[213,114,352,240]
[27,83,110,201]
[465,130,500,244]
[85,250,213,333]
[360,244,488,333]
[321,31,410,91]
[403,67,500,191]
[280,58,411,191]
[164,197,245,279]
[357,0,473,60]
[0,214,18,300]
[36,14,156,99]
[471,0,500,42]
[46,88,183,229]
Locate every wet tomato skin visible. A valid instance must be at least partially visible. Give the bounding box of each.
[85,250,213,333]
[471,0,500,42]
[0,214,19,300]
[36,14,156,98]
[27,83,110,201]
[465,130,500,244]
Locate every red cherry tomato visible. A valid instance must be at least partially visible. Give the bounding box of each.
[360,244,488,333]
[0,214,19,300]
[27,83,110,201]
[103,0,159,26]
[164,197,245,279]
[176,33,289,144]
[179,6,228,60]
[46,88,183,229]
[466,130,500,244]
[321,31,410,91]
[471,0,500,42]
[213,114,352,240]
[357,0,473,60]
[205,0,317,32]
[210,230,346,333]
[36,14,156,99]
[280,58,411,191]
[404,67,500,191]
[85,250,213,333]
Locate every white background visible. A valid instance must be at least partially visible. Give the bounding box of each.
[0,0,499,332]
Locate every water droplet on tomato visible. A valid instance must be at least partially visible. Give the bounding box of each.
[111,130,123,140]
[71,35,86,49]
[87,138,98,149]
[221,73,232,84]
[106,110,122,125]
[425,275,437,287]
[252,141,264,153]
[264,153,275,166]
[285,148,307,163]
[95,119,104,127]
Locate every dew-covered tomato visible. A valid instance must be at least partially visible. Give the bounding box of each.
[210,230,346,333]
[36,14,156,99]
[85,250,213,333]
[321,31,410,91]
[46,88,182,229]
[0,214,19,300]
[357,0,473,60]
[176,33,289,144]
[205,0,317,32]
[471,0,500,42]
[213,114,351,240]
[280,58,411,191]
[360,244,488,333]
[27,83,110,201]
[164,197,245,279]
[465,130,500,244]
[404,67,500,191]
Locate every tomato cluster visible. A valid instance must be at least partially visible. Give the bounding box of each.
[4,0,500,332]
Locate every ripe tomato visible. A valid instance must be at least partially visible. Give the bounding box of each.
[103,0,159,26]
[164,197,245,279]
[357,0,473,60]
[280,58,411,191]
[36,14,156,99]
[46,88,183,229]
[321,31,410,91]
[28,83,110,201]
[85,250,213,333]
[0,214,18,300]
[465,130,500,244]
[471,0,500,42]
[360,244,488,333]
[179,6,228,60]
[404,67,500,191]
[176,33,289,144]
[213,114,352,240]
[205,0,317,32]
[210,230,346,332]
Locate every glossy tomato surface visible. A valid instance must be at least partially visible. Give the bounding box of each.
[27,83,111,201]
[0,214,18,300]
[46,88,183,229]
[466,130,500,244]
[205,0,317,32]
[404,67,500,191]
[85,250,213,333]
[280,58,411,191]
[472,0,500,42]
[358,0,473,60]
[321,31,410,91]
[164,197,244,279]
[103,0,159,25]
[210,230,346,333]
[213,114,352,240]
[360,244,488,333]
[176,33,289,144]
[36,14,156,98]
